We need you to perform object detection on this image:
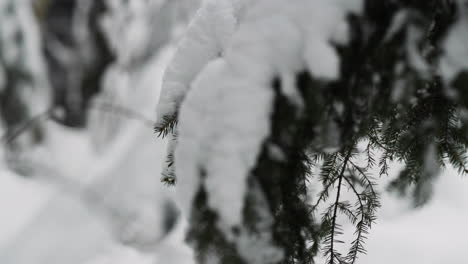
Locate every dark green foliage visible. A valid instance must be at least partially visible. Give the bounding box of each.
[187,185,248,264]
[161,150,176,186]
[308,146,380,264]
[157,125,177,186]
[155,114,178,186]
[248,76,319,263]
[307,1,465,262]
[154,114,178,138]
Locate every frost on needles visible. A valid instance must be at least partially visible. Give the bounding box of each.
[155,0,468,264]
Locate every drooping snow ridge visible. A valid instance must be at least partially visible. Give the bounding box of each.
[161,0,363,261]
[155,0,241,127]
[156,0,362,127]
[175,57,274,228]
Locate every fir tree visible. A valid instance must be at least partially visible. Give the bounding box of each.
[156,1,467,263]
[0,0,466,263]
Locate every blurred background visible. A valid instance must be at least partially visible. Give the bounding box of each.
[0,0,199,263]
[0,1,467,264]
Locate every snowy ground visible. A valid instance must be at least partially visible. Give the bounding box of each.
[0,126,468,264]
[0,45,194,264]
[0,122,194,264]
[350,166,468,264]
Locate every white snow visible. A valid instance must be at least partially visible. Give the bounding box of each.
[0,1,193,263]
[155,0,240,127]
[440,6,468,82]
[157,0,364,262]
[166,0,363,233]
[0,44,190,264]
[175,57,274,228]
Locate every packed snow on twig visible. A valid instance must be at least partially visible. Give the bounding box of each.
[157,0,362,261]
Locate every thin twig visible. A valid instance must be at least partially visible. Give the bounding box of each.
[1,108,53,145]
[90,101,156,128]
[1,102,157,146]
[342,175,365,264]
[312,177,338,210]
[349,160,377,197]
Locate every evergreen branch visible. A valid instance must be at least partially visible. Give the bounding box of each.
[154,114,178,138]
[161,169,176,186]
[378,149,391,176]
[364,141,376,170]
[310,152,327,165]
[312,177,338,211]
[347,221,368,263]
[327,150,352,264]
[349,160,378,197]
[443,144,468,175]
[336,201,358,225]
[320,153,341,185]
[367,133,392,153]
[343,176,367,264]
[313,154,340,211]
